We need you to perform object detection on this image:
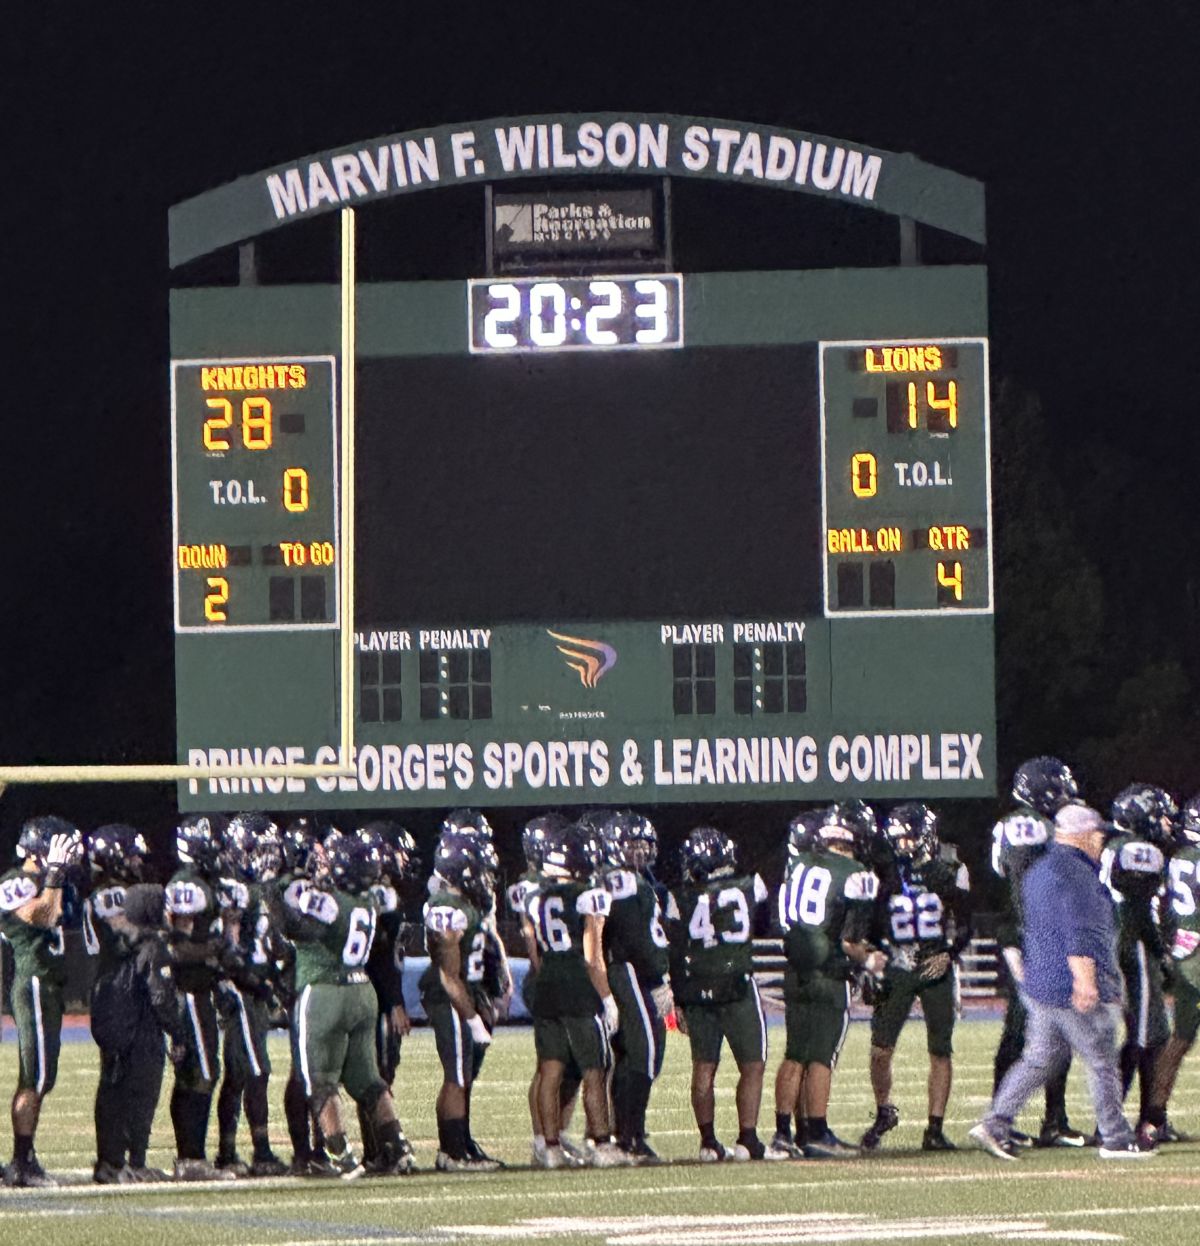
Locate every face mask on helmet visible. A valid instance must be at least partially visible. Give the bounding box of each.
[1176,795,1200,846]
[541,822,601,881]
[87,824,148,884]
[523,813,570,872]
[175,813,228,877]
[441,808,493,841]
[681,827,736,882]
[1012,756,1079,818]
[885,803,938,867]
[1111,784,1177,844]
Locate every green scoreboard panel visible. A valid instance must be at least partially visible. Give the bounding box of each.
[172,266,995,810]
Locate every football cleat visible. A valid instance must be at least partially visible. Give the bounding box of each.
[436,1151,501,1173]
[698,1140,730,1162]
[859,1104,899,1151]
[1036,1122,1086,1148]
[731,1137,764,1161]
[559,1135,588,1167]
[216,1154,250,1177]
[629,1138,662,1165]
[4,1155,58,1188]
[93,1159,126,1184]
[585,1139,634,1167]
[465,1138,503,1169]
[766,1132,805,1160]
[328,1147,366,1180]
[125,1165,170,1182]
[1158,1118,1190,1144]
[1099,1139,1157,1160]
[249,1153,288,1177]
[968,1123,1019,1162]
[173,1157,237,1181]
[539,1143,568,1170]
[921,1127,957,1151]
[1008,1129,1035,1149]
[804,1129,858,1159]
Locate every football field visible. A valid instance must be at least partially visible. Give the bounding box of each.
[2,1017,1198,1245]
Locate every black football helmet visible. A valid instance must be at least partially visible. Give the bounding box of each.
[786,810,825,858]
[884,802,939,868]
[1111,784,1177,845]
[441,808,493,841]
[282,816,330,877]
[523,813,571,872]
[432,829,497,906]
[1012,756,1079,818]
[1177,794,1200,846]
[16,815,81,866]
[821,802,876,856]
[358,820,418,884]
[175,813,228,877]
[602,810,658,871]
[542,820,603,881]
[681,826,737,883]
[86,824,148,884]
[223,812,281,883]
[328,827,385,894]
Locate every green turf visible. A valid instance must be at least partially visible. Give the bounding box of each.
[1,1018,1198,1244]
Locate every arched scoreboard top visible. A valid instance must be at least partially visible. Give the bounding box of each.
[168,112,985,266]
[170,112,994,811]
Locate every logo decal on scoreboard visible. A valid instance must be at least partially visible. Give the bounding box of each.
[546,630,618,689]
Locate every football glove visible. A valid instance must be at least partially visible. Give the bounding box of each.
[651,982,674,1022]
[44,831,83,888]
[601,994,620,1034]
[919,951,952,982]
[467,1014,493,1047]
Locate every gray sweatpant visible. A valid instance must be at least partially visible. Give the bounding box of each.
[985,996,1134,1148]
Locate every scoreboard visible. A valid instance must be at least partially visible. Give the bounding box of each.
[169,113,995,811]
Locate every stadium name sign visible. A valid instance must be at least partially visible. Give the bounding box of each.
[168,112,986,265]
[185,731,986,799]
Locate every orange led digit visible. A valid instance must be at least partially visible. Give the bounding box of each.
[926,380,958,429]
[937,560,963,601]
[851,452,877,498]
[203,397,233,451]
[283,467,309,512]
[204,576,230,622]
[242,396,273,449]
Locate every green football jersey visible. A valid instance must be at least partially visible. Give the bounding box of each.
[285,884,378,990]
[667,872,768,1004]
[778,850,877,978]
[165,867,222,992]
[603,868,669,986]
[0,869,68,986]
[882,858,970,970]
[525,876,611,1018]
[419,888,485,1007]
[82,880,132,978]
[1168,842,1200,989]
[1103,834,1167,949]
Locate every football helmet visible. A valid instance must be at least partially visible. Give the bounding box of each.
[884,802,939,868]
[358,820,418,884]
[328,827,385,894]
[16,815,81,865]
[821,802,876,856]
[542,820,603,881]
[432,830,497,906]
[282,816,329,877]
[1111,784,1177,845]
[787,810,825,858]
[441,808,493,841]
[1012,756,1079,818]
[86,823,148,884]
[223,812,281,883]
[175,813,228,877]
[602,809,658,871]
[523,813,570,872]
[680,826,737,882]
[1177,794,1200,846]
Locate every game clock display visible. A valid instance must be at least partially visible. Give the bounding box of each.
[171,356,339,632]
[468,274,682,353]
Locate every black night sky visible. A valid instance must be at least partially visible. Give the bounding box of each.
[4,4,1197,887]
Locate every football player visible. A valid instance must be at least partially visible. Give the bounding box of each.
[773,804,883,1159]
[525,819,627,1167]
[991,757,1087,1147]
[667,826,772,1161]
[165,813,235,1181]
[511,813,586,1168]
[601,810,672,1163]
[1144,793,1200,1142]
[0,816,84,1187]
[1104,784,1175,1136]
[284,826,410,1179]
[420,827,502,1171]
[361,820,417,1172]
[83,823,164,1183]
[212,813,288,1177]
[861,802,971,1152]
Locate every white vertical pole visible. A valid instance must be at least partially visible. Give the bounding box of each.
[339,208,356,772]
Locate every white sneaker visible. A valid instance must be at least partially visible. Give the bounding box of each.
[540,1144,567,1170]
[560,1135,587,1167]
[436,1151,502,1173]
[530,1137,547,1167]
[763,1135,800,1160]
[699,1141,729,1162]
[1098,1141,1157,1160]
[969,1123,1018,1162]
[585,1140,634,1168]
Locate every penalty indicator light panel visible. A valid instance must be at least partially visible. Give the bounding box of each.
[171,356,340,633]
[820,338,993,617]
